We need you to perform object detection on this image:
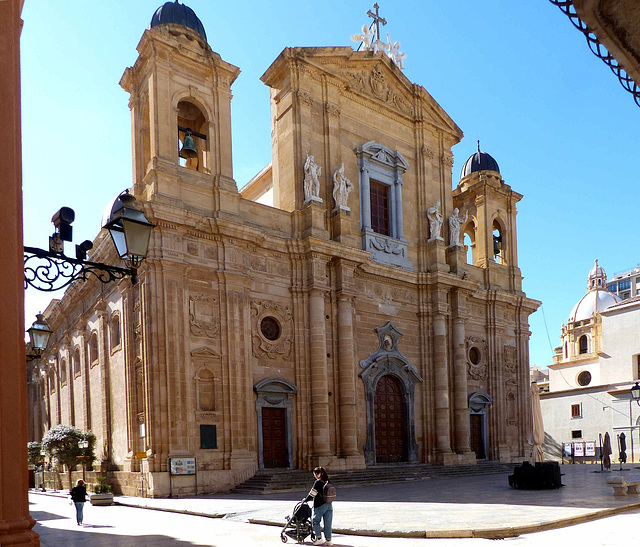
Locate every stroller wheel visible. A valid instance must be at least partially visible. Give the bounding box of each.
[280,532,288,543]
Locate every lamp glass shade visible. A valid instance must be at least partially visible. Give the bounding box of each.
[103,191,154,267]
[27,314,52,351]
[632,383,640,401]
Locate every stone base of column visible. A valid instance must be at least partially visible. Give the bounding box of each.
[435,450,459,466]
[330,207,358,246]
[300,199,329,239]
[456,450,477,465]
[0,519,39,547]
[446,244,468,275]
[426,239,450,273]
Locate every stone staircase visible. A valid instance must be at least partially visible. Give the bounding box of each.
[232,461,517,494]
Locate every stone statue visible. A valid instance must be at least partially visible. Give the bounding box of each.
[386,33,407,69]
[448,208,467,247]
[350,24,375,51]
[332,163,353,210]
[304,154,322,202]
[426,200,443,242]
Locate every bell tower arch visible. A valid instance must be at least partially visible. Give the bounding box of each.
[120,3,240,214]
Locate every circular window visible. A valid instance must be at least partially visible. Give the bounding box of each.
[260,317,281,341]
[468,347,480,365]
[577,371,592,386]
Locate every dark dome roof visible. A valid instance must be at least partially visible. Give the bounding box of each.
[150,1,207,41]
[460,148,500,179]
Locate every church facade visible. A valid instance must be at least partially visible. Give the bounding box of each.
[28,3,540,496]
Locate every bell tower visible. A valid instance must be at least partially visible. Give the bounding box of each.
[452,145,523,292]
[120,1,240,215]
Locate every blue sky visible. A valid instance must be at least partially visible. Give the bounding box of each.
[21,1,638,368]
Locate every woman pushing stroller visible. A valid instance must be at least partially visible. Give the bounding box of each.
[303,466,333,546]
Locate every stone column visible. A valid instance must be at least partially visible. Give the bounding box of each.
[395,170,404,239]
[433,314,453,461]
[309,288,331,459]
[452,317,471,455]
[97,306,112,465]
[359,167,371,232]
[0,0,39,542]
[337,294,358,457]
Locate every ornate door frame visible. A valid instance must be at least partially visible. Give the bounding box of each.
[468,392,492,460]
[254,377,298,470]
[359,322,422,465]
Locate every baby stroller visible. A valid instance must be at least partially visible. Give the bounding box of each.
[280,500,316,543]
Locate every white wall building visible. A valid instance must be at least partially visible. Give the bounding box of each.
[607,265,640,301]
[540,260,640,462]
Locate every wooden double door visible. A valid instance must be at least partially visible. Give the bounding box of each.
[374,375,407,463]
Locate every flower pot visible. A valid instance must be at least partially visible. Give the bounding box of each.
[90,492,114,506]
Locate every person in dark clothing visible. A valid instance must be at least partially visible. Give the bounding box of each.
[303,466,333,546]
[70,479,87,525]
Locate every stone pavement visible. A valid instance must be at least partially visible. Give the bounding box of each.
[32,464,640,540]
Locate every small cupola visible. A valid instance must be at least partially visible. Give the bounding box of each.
[460,141,500,179]
[150,1,207,42]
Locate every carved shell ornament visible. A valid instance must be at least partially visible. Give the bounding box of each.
[251,300,293,361]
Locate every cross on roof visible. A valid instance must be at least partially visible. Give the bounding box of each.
[367,3,387,42]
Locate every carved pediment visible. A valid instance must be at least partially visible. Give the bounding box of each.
[191,346,221,360]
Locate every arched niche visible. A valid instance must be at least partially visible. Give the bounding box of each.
[254,377,298,470]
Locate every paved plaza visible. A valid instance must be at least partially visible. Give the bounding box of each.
[30,464,640,545]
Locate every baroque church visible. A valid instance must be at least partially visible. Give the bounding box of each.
[28,2,540,496]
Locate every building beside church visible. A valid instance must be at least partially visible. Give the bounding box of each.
[540,261,640,462]
[28,2,540,496]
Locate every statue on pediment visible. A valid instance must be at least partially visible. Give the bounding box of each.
[332,163,353,210]
[304,153,322,203]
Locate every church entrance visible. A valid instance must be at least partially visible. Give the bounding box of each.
[374,375,406,463]
[262,407,287,468]
[254,378,298,470]
[468,392,492,460]
[469,414,485,459]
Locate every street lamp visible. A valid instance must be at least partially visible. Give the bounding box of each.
[24,189,154,292]
[77,440,90,482]
[26,314,53,355]
[629,382,640,464]
[631,383,640,405]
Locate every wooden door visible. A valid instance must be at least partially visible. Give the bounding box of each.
[262,407,287,468]
[470,414,486,459]
[374,375,406,463]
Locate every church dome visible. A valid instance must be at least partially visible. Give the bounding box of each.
[150,1,207,42]
[568,260,622,322]
[460,143,500,179]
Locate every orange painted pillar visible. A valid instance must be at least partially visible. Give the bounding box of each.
[0,0,40,544]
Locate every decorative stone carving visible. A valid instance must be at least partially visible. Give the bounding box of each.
[189,294,220,338]
[421,145,435,160]
[297,90,313,106]
[325,101,341,117]
[504,345,517,374]
[448,208,467,248]
[332,163,353,211]
[426,200,444,242]
[466,336,488,381]
[303,153,322,203]
[250,300,293,361]
[370,65,387,98]
[369,236,406,256]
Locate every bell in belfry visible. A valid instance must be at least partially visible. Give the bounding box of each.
[179,131,198,159]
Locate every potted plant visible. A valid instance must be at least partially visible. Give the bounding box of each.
[90,477,114,506]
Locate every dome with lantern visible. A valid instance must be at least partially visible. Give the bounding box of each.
[568,260,622,322]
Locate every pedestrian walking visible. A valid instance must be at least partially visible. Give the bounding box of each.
[304,466,333,546]
[70,479,87,525]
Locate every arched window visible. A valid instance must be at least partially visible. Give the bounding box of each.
[196,368,215,411]
[73,348,81,376]
[492,218,505,264]
[177,100,208,173]
[578,335,588,354]
[463,221,476,265]
[111,315,121,349]
[90,332,99,365]
[60,359,67,385]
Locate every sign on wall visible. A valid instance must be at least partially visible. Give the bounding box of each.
[169,457,196,475]
[573,442,585,457]
[585,441,596,457]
